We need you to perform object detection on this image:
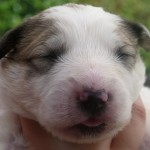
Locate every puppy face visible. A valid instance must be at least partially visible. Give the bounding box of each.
[0,4,150,143]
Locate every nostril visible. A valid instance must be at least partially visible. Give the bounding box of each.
[79,89,108,102]
[95,89,108,102]
[78,89,108,116]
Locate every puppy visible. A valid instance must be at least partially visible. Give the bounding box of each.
[0,3,150,150]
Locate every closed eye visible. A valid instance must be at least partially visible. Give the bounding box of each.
[27,46,66,75]
[115,45,136,61]
[42,42,66,62]
[43,49,64,62]
[115,45,137,69]
[116,51,135,61]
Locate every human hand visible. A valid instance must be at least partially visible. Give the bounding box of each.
[20,97,146,150]
[111,97,146,150]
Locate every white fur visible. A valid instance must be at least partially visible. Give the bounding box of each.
[0,4,149,149]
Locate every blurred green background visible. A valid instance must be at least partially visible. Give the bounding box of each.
[0,0,150,77]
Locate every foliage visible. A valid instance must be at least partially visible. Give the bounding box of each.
[0,0,70,35]
[0,0,150,74]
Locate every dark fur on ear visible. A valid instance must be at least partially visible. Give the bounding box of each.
[0,15,56,60]
[0,24,26,59]
[123,20,150,51]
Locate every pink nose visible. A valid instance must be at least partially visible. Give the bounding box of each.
[78,89,108,116]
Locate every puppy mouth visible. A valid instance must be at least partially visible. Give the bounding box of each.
[70,118,107,135]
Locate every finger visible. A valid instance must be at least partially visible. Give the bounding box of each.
[20,117,51,150]
[111,97,146,150]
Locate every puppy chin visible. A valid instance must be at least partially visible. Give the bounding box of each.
[37,107,132,144]
[42,121,130,144]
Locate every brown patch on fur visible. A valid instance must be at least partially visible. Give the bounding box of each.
[117,19,150,51]
[1,13,56,55]
[115,21,140,70]
[117,22,139,47]
[14,17,58,59]
[0,12,63,76]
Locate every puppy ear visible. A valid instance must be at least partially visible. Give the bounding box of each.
[139,24,150,51]
[124,20,150,51]
[0,24,25,59]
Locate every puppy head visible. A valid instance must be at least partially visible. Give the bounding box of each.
[0,4,150,143]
